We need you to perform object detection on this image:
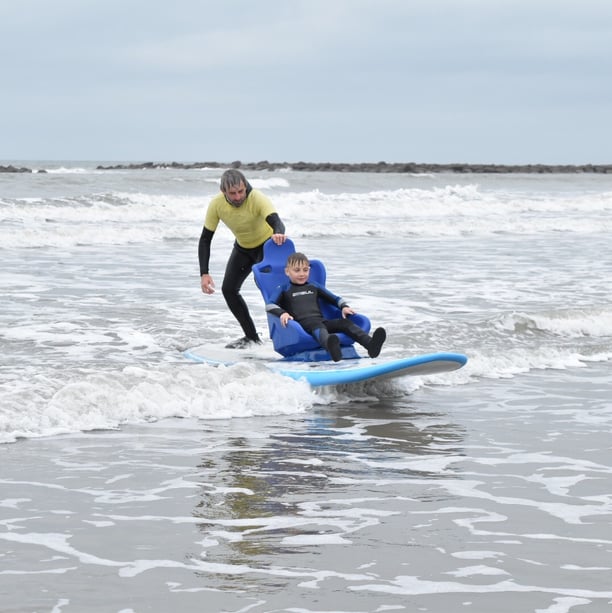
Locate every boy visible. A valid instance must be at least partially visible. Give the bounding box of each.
[266,252,386,362]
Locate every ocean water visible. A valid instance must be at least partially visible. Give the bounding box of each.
[1,162,612,612]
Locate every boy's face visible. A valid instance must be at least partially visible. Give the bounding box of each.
[285,262,310,284]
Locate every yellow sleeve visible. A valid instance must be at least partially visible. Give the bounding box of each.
[203,193,224,231]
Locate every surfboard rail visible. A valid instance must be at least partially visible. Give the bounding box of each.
[183,348,468,387]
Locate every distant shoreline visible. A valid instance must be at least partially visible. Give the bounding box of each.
[2,161,612,174]
[97,161,612,174]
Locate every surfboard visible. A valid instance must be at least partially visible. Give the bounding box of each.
[183,346,467,387]
[269,352,467,386]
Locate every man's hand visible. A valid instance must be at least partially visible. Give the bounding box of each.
[201,274,215,294]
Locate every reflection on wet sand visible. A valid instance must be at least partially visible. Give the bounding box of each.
[191,400,466,569]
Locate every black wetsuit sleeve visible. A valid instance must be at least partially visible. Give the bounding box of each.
[198,227,215,275]
[265,213,285,234]
[265,287,286,318]
[266,303,286,318]
[317,285,349,310]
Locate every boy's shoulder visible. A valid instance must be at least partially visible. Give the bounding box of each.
[306,280,324,290]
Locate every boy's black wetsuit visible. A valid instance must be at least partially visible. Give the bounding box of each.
[266,281,373,353]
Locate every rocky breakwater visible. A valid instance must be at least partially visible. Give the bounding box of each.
[96,161,612,174]
[4,162,612,174]
[0,165,47,173]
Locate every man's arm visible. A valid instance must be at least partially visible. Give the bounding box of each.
[265,212,285,235]
[198,227,215,276]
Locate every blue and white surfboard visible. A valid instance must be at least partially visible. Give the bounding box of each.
[183,347,467,387]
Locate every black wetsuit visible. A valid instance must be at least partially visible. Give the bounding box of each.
[267,281,372,351]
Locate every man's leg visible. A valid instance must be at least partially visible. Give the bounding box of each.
[222,246,259,342]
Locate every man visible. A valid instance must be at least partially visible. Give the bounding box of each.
[198,169,287,348]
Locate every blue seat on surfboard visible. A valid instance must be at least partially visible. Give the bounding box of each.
[252,238,371,361]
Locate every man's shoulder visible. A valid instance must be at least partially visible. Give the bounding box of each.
[247,188,265,199]
[246,189,274,209]
[206,192,226,212]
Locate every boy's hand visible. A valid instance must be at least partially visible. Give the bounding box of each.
[280,312,293,327]
[341,306,356,318]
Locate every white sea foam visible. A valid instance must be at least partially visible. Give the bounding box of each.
[0,363,316,443]
[250,177,291,189]
[497,308,612,338]
[1,167,612,444]
[44,167,101,174]
[2,180,612,248]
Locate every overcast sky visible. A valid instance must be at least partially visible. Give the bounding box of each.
[2,0,611,164]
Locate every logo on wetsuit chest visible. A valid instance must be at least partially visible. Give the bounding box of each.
[291,289,315,298]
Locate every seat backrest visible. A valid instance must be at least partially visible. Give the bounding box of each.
[253,238,326,303]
